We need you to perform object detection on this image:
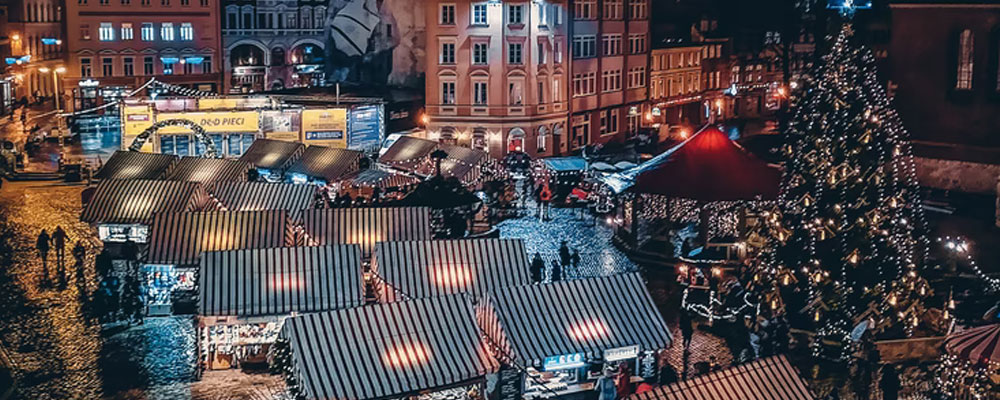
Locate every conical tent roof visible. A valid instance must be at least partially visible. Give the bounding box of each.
[605,125,781,201]
[945,323,1000,367]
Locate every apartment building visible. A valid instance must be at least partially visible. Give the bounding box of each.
[425,0,570,159]
[64,0,223,110]
[649,41,704,135]
[4,0,66,106]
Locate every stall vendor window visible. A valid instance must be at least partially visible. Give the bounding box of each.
[194,134,225,156]
[226,133,256,156]
[160,134,191,156]
[97,224,150,243]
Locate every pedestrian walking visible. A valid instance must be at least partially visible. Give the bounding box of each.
[550,260,562,282]
[530,252,545,283]
[679,310,694,350]
[52,226,67,267]
[558,241,571,267]
[616,362,634,398]
[72,241,87,290]
[571,249,581,273]
[593,368,617,400]
[36,229,51,286]
[656,353,679,386]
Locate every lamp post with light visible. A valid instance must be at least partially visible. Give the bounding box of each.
[37,66,66,111]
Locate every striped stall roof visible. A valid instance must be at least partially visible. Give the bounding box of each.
[239,139,306,171]
[630,355,815,400]
[95,151,179,181]
[81,179,209,225]
[208,181,316,214]
[286,146,363,183]
[300,207,432,258]
[373,239,531,302]
[416,143,488,183]
[340,168,420,189]
[378,135,438,171]
[199,245,365,317]
[480,273,672,365]
[147,210,293,265]
[281,294,499,400]
[166,157,252,183]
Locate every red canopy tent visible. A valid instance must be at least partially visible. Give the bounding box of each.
[615,125,781,201]
[946,323,1000,368]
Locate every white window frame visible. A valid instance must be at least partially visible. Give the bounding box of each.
[602,69,622,92]
[180,22,194,40]
[573,35,596,59]
[99,22,114,41]
[473,79,488,105]
[508,42,523,65]
[160,22,174,41]
[472,3,488,26]
[629,0,647,19]
[439,38,456,65]
[603,0,622,20]
[439,3,455,25]
[472,42,488,65]
[602,34,621,56]
[508,4,523,25]
[441,79,456,105]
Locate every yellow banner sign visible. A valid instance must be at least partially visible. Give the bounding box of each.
[301,109,347,148]
[156,111,260,134]
[198,97,271,110]
[122,105,155,152]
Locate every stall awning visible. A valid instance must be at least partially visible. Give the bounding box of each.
[199,245,364,317]
[416,143,488,183]
[339,168,420,189]
[542,157,588,173]
[603,125,781,201]
[238,139,306,172]
[285,146,363,183]
[630,355,815,400]
[166,157,252,183]
[147,210,293,265]
[945,323,1000,367]
[207,181,316,216]
[300,207,432,258]
[480,273,672,364]
[373,238,531,301]
[95,151,179,181]
[378,135,439,171]
[81,179,210,225]
[281,294,499,400]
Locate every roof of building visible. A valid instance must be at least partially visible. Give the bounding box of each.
[285,146,363,183]
[300,207,433,258]
[81,179,209,225]
[206,181,316,216]
[94,151,179,181]
[165,157,252,183]
[238,139,306,172]
[339,168,421,189]
[147,210,292,265]
[629,355,815,400]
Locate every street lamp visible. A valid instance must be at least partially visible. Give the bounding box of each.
[38,66,65,111]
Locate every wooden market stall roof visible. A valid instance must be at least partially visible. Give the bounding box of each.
[281,294,499,400]
[372,238,531,302]
[94,151,179,181]
[377,135,439,171]
[81,179,210,225]
[199,245,364,317]
[378,137,489,183]
[630,355,815,400]
[299,207,433,258]
[207,181,316,215]
[165,157,252,183]
[338,168,421,189]
[285,146,364,183]
[147,210,293,265]
[604,125,781,201]
[238,138,306,172]
[945,323,1000,367]
[479,273,672,365]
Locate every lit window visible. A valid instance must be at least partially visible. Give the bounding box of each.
[162,59,174,75]
[180,23,193,40]
[537,127,547,153]
[508,42,523,64]
[141,23,154,41]
[121,23,133,40]
[99,22,114,41]
[161,22,174,41]
[472,3,487,25]
[472,42,488,65]
[731,65,740,84]
[439,3,455,25]
[508,4,523,25]
[956,29,973,90]
[509,78,524,105]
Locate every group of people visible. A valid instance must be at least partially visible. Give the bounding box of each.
[34,226,86,289]
[528,240,582,283]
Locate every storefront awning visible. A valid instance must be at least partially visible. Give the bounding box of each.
[147,210,293,265]
[378,135,439,171]
[285,146,363,183]
[281,294,500,400]
[373,238,531,302]
[480,273,672,365]
[81,179,209,225]
[207,181,316,217]
[238,139,306,172]
[95,151,179,181]
[339,168,420,189]
[166,157,252,183]
[300,207,432,258]
[415,143,488,184]
[542,157,588,173]
[629,355,815,400]
[199,245,365,317]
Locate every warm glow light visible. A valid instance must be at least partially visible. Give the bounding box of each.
[38,67,50,73]
[11,34,19,41]
[433,267,472,287]
[569,319,609,341]
[711,267,722,277]
[678,129,689,139]
[645,112,653,121]
[420,113,430,125]
[677,263,688,275]
[382,342,430,368]
[55,66,66,73]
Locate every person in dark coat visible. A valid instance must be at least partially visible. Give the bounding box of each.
[571,250,581,272]
[550,260,562,282]
[679,310,694,350]
[36,230,51,286]
[656,354,679,386]
[530,253,545,283]
[72,241,87,292]
[558,241,571,267]
[880,365,900,400]
[52,225,67,267]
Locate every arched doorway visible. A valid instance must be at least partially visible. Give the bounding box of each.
[290,43,325,87]
[508,128,525,153]
[230,44,266,93]
[128,119,219,158]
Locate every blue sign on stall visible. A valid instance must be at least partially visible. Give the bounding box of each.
[348,105,382,151]
[542,353,585,371]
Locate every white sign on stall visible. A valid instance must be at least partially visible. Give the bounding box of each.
[603,345,639,362]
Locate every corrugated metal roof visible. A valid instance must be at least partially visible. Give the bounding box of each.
[94,151,179,181]
[285,146,363,183]
[81,179,208,225]
[166,157,252,183]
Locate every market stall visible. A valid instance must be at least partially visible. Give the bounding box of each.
[629,355,815,400]
[206,181,316,219]
[372,238,531,302]
[537,157,588,202]
[145,210,294,315]
[478,273,672,399]
[81,179,210,244]
[280,294,499,400]
[334,168,420,202]
[284,145,363,186]
[237,138,306,180]
[198,244,364,370]
[94,150,179,181]
[379,137,495,186]
[937,323,1000,399]
[378,135,439,171]
[165,157,252,183]
[299,207,432,259]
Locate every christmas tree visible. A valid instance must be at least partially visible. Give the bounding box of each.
[751,22,931,359]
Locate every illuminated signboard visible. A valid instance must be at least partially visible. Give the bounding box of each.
[543,353,585,371]
[603,345,639,362]
[302,109,348,148]
[156,111,260,134]
[348,105,382,151]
